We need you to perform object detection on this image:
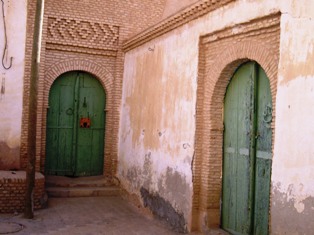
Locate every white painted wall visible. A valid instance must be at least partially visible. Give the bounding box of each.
[0,0,27,169]
[120,0,314,232]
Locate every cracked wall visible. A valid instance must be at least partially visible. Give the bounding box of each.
[0,0,27,170]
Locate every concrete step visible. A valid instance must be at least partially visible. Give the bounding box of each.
[46,186,121,198]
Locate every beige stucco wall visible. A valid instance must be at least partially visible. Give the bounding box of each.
[0,0,27,169]
[119,0,314,233]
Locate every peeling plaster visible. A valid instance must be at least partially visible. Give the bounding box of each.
[158,167,192,220]
[272,74,314,233]
[271,182,314,234]
[279,14,314,84]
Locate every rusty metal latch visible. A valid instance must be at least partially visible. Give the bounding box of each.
[80,117,91,128]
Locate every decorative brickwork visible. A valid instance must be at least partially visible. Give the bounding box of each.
[47,16,119,54]
[192,13,281,230]
[0,171,46,213]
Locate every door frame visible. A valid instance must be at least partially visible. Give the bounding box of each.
[221,61,272,234]
[37,59,116,177]
[193,57,277,231]
[191,15,280,230]
[45,71,106,176]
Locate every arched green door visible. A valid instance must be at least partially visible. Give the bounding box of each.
[222,62,272,235]
[46,71,106,176]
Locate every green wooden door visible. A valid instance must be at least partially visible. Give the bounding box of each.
[222,62,272,235]
[46,71,106,176]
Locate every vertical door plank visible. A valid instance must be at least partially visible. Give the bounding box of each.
[46,72,75,175]
[75,73,105,176]
[222,62,254,234]
[253,65,272,235]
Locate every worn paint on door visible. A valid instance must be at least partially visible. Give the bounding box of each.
[46,71,106,176]
[222,62,272,235]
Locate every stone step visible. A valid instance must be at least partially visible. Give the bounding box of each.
[46,186,121,198]
[45,175,119,188]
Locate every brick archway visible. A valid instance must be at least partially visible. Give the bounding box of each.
[192,14,280,232]
[38,59,115,177]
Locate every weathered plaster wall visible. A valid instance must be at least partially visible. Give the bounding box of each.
[271,1,314,233]
[120,0,314,233]
[121,38,196,232]
[0,0,26,170]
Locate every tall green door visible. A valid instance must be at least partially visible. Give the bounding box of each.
[46,71,106,176]
[222,62,272,235]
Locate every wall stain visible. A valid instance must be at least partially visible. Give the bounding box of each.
[126,166,142,190]
[124,158,192,232]
[0,142,20,170]
[281,49,314,84]
[140,187,187,233]
[126,46,164,150]
[125,45,194,153]
[142,152,153,189]
[271,183,314,234]
[280,20,314,84]
[158,167,192,226]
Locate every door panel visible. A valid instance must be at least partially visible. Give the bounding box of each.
[223,63,254,234]
[46,71,105,176]
[76,73,105,176]
[46,73,76,175]
[222,62,272,235]
[253,66,272,235]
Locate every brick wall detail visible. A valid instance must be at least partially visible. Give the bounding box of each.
[192,13,281,230]
[0,171,46,213]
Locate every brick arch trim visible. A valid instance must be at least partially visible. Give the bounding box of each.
[44,59,114,97]
[192,37,279,231]
[209,40,278,105]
